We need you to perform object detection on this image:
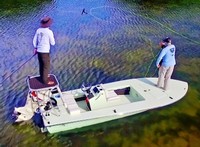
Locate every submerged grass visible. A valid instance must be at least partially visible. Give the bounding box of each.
[1,0,199,146]
[0,0,52,15]
[121,0,200,7]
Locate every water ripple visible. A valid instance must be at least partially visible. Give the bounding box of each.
[0,0,200,146]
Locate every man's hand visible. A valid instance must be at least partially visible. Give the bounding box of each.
[159,42,166,49]
[34,48,37,55]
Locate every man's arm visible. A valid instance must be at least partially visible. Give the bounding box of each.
[49,31,55,46]
[156,49,166,67]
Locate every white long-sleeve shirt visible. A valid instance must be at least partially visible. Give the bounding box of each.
[33,27,55,53]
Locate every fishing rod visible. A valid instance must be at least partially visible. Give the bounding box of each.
[0,54,36,85]
[0,9,85,86]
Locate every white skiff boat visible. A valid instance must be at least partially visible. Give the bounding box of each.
[13,74,188,134]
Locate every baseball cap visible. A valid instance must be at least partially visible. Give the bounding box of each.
[162,37,171,43]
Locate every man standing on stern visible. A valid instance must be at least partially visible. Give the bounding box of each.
[33,16,55,85]
[156,37,176,91]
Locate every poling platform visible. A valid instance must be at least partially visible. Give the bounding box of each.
[27,74,59,91]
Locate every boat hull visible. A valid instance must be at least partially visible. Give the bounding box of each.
[14,75,188,134]
[45,78,188,133]
[47,110,145,133]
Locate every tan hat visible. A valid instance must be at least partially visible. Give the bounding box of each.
[40,16,53,28]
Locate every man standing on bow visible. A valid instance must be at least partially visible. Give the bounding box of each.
[156,37,176,91]
[33,16,55,85]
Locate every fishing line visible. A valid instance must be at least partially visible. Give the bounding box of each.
[143,15,200,45]
[144,42,160,77]
[124,6,200,76]
[1,10,86,86]
[50,9,88,76]
[89,5,200,77]
[89,6,200,47]
[89,7,161,77]
[0,54,36,85]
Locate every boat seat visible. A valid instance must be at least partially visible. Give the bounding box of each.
[106,90,120,101]
[62,93,80,115]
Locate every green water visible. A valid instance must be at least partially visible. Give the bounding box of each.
[0,0,199,146]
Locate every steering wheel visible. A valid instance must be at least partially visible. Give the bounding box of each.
[81,84,91,94]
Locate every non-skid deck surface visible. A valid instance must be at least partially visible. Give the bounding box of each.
[28,74,58,90]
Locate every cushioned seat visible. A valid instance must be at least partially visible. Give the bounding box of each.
[62,93,80,115]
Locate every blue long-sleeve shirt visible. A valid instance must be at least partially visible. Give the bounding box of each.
[156,44,176,67]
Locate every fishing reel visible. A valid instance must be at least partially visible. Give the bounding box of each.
[44,97,57,111]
